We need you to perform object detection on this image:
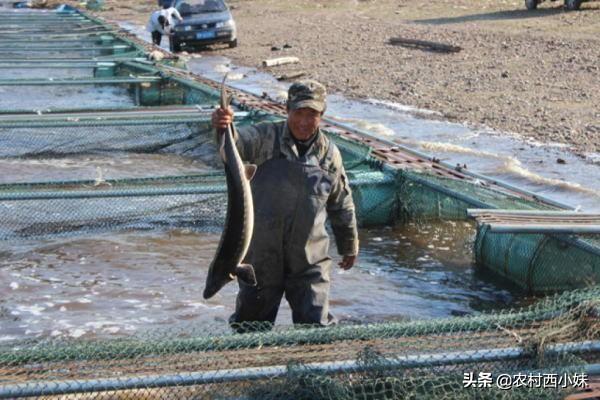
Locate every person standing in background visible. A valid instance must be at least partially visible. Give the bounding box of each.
[161,1,183,30]
[147,11,168,46]
[147,3,182,47]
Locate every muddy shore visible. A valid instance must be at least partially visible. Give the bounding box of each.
[93,0,599,155]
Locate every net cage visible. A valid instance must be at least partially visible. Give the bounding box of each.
[396,169,600,292]
[0,63,120,80]
[0,13,111,35]
[0,35,134,78]
[474,228,600,293]
[0,286,598,399]
[0,84,598,289]
[0,43,135,58]
[0,109,268,157]
[0,116,597,295]
[0,116,397,241]
[396,170,558,222]
[0,63,221,112]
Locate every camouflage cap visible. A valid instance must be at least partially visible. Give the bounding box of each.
[287,80,327,113]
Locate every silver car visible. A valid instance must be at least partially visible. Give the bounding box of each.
[170,0,237,51]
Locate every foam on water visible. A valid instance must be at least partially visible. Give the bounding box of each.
[498,158,600,196]
[366,98,443,117]
[227,72,245,80]
[213,64,230,74]
[328,115,396,136]
[588,153,600,165]
[415,140,507,159]
[413,140,600,196]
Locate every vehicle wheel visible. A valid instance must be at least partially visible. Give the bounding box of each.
[228,39,238,48]
[525,0,538,10]
[170,39,181,53]
[564,0,582,10]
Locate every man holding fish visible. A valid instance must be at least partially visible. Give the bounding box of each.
[209,79,359,329]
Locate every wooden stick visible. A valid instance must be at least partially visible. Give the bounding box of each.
[467,209,600,218]
[388,37,462,53]
[262,57,300,67]
[487,224,600,234]
[276,71,306,81]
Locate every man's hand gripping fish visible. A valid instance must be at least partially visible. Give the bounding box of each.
[203,75,257,299]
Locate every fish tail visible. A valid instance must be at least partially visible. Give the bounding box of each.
[220,73,230,110]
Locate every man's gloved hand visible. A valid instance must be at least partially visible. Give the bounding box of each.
[212,106,234,131]
[338,255,356,270]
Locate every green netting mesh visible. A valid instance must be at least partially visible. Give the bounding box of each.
[3,50,144,62]
[0,65,105,79]
[0,287,597,399]
[398,169,600,292]
[397,170,558,222]
[475,227,600,293]
[0,104,598,292]
[327,132,399,226]
[0,174,227,240]
[0,37,122,44]
[0,110,399,235]
[0,26,111,36]
[0,46,134,58]
[0,110,275,158]
[0,167,398,241]
[0,76,218,111]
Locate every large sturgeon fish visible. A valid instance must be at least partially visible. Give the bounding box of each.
[203,75,257,299]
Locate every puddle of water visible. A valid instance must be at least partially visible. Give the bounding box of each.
[185,56,600,212]
[0,221,522,340]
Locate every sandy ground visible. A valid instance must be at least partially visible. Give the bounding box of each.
[92,0,599,155]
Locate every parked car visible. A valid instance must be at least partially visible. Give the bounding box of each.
[169,0,237,52]
[525,0,589,10]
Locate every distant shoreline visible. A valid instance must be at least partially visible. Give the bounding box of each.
[91,0,600,156]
